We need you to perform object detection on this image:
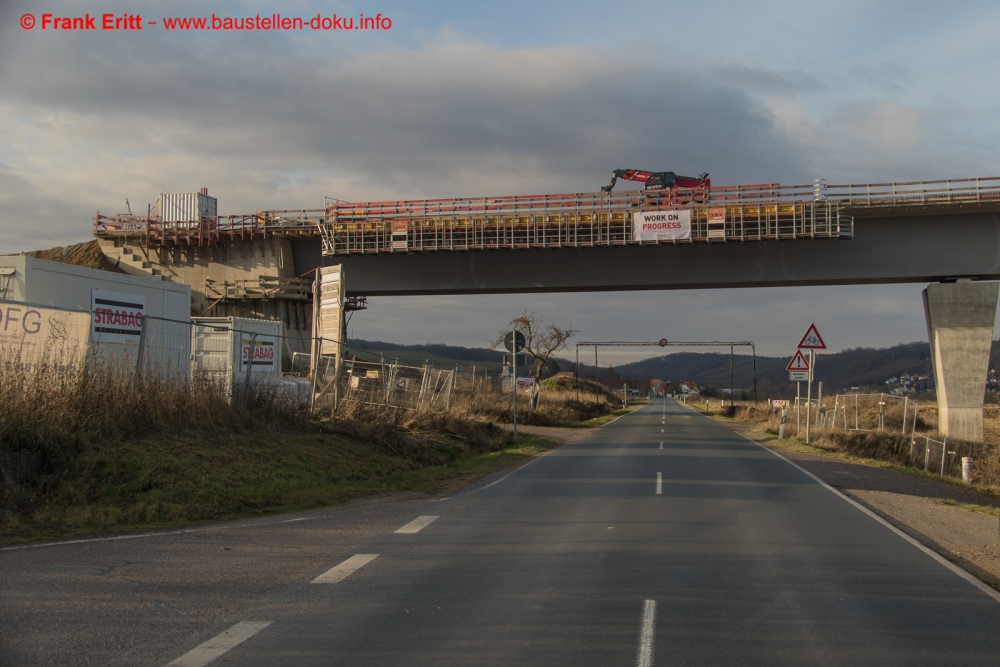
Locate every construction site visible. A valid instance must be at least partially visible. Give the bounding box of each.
[2,173,998,429]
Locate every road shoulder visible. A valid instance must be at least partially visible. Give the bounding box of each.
[716,417,1000,592]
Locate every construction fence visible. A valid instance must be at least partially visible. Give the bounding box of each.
[792,393,985,485]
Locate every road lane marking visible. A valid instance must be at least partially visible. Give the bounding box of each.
[312,554,379,584]
[656,472,662,495]
[659,442,663,449]
[734,432,1000,606]
[636,599,656,667]
[395,515,439,534]
[167,621,272,667]
[661,429,664,433]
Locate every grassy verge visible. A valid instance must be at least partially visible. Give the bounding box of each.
[569,399,650,428]
[0,429,557,546]
[930,497,1000,516]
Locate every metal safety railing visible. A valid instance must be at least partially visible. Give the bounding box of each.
[319,188,852,254]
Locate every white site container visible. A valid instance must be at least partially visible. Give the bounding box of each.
[155,190,218,222]
[0,255,192,378]
[191,316,284,396]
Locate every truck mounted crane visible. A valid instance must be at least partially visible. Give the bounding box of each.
[601,169,711,193]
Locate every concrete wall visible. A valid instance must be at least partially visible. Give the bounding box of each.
[923,281,999,441]
[96,237,312,364]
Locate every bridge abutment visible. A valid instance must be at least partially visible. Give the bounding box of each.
[923,281,999,441]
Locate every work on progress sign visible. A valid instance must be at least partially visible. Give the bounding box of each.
[633,210,691,241]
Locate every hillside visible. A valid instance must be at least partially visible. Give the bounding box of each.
[606,342,934,389]
[347,338,1000,396]
[348,339,505,369]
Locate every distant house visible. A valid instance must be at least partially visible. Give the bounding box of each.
[680,381,700,395]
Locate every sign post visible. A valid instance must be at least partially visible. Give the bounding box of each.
[796,324,827,444]
[504,329,526,440]
[787,351,811,437]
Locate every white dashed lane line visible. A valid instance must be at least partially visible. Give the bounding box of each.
[395,515,439,534]
[656,473,663,495]
[311,554,379,584]
[166,621,272,667]
[636,600,657,667]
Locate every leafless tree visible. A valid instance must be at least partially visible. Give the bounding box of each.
[491,309,578,418]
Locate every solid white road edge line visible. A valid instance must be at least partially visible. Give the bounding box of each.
[166,621,272,667]
[437,456,542,502]
[636,599,656,667]
[395,515,439,534]
[656,472,663,495]
[311,554,379,584]
[734,431,1000,606]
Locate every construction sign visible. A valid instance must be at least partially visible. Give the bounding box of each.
[797,323,826,349]
[633,210,691,242]
[786,350,810,371]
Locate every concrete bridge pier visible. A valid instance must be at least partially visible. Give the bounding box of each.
[923,280,999,441]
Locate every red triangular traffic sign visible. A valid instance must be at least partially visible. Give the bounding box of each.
[797,323,826,349]
[786,350,811,371]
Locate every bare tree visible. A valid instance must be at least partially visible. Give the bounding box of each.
[491,309,578,419]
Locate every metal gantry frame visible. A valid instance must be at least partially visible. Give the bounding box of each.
[574,340,757,405]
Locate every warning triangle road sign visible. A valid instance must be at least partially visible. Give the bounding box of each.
[797,323,827,349]
[786,350,811,371]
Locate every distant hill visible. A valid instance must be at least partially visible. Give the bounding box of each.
[609,342,935,389]
[348,338,505,369]
[347,338,1000,397]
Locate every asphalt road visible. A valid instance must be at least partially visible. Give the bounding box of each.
[5,397,1000,666]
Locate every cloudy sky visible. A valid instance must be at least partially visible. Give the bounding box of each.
[2,0,998,362]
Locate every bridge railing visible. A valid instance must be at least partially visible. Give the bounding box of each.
[826,176,1000,207]
[318,199,853,254]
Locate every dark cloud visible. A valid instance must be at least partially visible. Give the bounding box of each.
[714,64,824,94]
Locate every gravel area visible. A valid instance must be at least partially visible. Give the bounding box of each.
[721,419,1000,590]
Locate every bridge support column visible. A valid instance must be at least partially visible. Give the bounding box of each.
[923,281,999,441]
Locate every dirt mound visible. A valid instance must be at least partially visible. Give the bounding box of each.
[27,240,125,274]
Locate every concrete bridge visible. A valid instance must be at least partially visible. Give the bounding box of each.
[94,177,1000,441]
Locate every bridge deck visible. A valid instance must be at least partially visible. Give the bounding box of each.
[92,177,1000,253]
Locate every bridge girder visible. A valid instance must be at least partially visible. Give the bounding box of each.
[291,211,1000,296]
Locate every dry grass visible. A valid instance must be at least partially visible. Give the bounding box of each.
[0,358,562,542]
[445,383,625,427]
[0,354,304,517]
[724,402,1000,493]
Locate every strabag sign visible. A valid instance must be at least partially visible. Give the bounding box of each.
[241,338,276,368]
[91,289,145,343]
[633,210,691,241]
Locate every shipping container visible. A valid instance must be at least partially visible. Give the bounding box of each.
[191,316,283,397]
[0,255,192,379]
[0,299,92,373]
[154,190,218,222]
